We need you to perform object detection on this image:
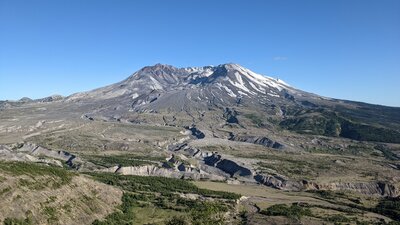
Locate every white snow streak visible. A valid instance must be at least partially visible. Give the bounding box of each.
[238,91,249,96]
[228,75,256,95]
[149,76,163,90]
[131,93,139,99]
[248,81,264,93]
[216,83,237,98]
[267,93,280,98]
[202,70,214,77]
[230,64,290,92]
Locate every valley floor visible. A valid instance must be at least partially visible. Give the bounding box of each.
[0,107,399,224]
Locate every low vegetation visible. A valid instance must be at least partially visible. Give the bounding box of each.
[308,190,361,204]
[0,161,75,189]
[83,154,164,167]
[243,113,264,127]
[89,173,240,224]
[251,154,332,180]
[324,214,351,223]
[3,217,33,225]
[340,121,400,143]
[260,203,312,220]
[89,173,240,200]
[279,109,400,143]
[374,197,400,221]
[374,145,400,161]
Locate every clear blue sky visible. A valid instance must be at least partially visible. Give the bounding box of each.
[1,0,399,106]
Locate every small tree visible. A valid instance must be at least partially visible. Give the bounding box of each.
[166,216,189,225]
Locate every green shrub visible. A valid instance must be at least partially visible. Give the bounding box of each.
[279,113,341,137]
[42,206,58,223]
[3,217,32,225]
[260,203,312,219]
[90,173,237,225]
[374,197,400,221]
[340,121,400,143]
[279,108,400,143]
[84,154,163,167]
[374,145,399,160]
[166,216,189,225]
[0,162,75,189]
[88,173,240,200]
[244,114,263,127]
[325,214,351,223]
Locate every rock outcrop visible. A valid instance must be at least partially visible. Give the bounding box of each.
[185,125,205,139]
[103,165,225,181]
[255,173,399,197]
[304,180,398,197]
[223,108,239,124]
[204,154,253,178]
[0,142,99,170]
[254,174,303,191]
[0,144,63,167]
[19,142,74,162]
[229,135,284,149]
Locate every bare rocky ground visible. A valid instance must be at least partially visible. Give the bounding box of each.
[0,162,122,224]
[1,107,399,224]
[1,64,400,224]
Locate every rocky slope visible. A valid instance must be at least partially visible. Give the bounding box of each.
[0,162,122,224]
[59,63,400,144]
[1,63,400,224]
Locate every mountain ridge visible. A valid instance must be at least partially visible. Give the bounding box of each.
[2,63,398,108]
[2,63,400,144]
[69,62,396,145]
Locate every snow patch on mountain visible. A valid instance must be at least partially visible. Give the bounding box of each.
[267,93,280,98]
[66,63,297,104]
[216,83,237,98]
[131,93,139,99]
[230,64,290,92]
[185,66,214,78]
[228,77,256,95]
[149,76,163,90]
[238,91,249,96]
[248,81,265,93]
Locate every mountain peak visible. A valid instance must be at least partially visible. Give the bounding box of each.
[139,63,178,73]
[220,62,242,67]
[136,63,249,76]
[68,63,294,103]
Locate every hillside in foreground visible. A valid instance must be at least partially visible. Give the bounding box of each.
[1,63,400,224]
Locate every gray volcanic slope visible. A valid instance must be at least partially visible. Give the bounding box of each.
[57,63,400,144]
[1,63,400,143]
[2,63,400,225]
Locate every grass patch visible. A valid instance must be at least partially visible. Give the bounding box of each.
[165,215,189,225]
[3,217,33,225]
[374,197,400,221]
[0,161,75,189]
[306,144,374,156]
[260,203,312,220]
[0,186,11,195]
[84,154,164,167]
[374,145,400,161]
[88,173,240,200]
[0,162,75,184]
[243,114,263,127]
[307,190,362,205]
[89,173,240,225]
[252,154,332,180]
[94,192,228,225]
[324,214,351,223]
[42,206,58,223]
[18,178,47,190]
